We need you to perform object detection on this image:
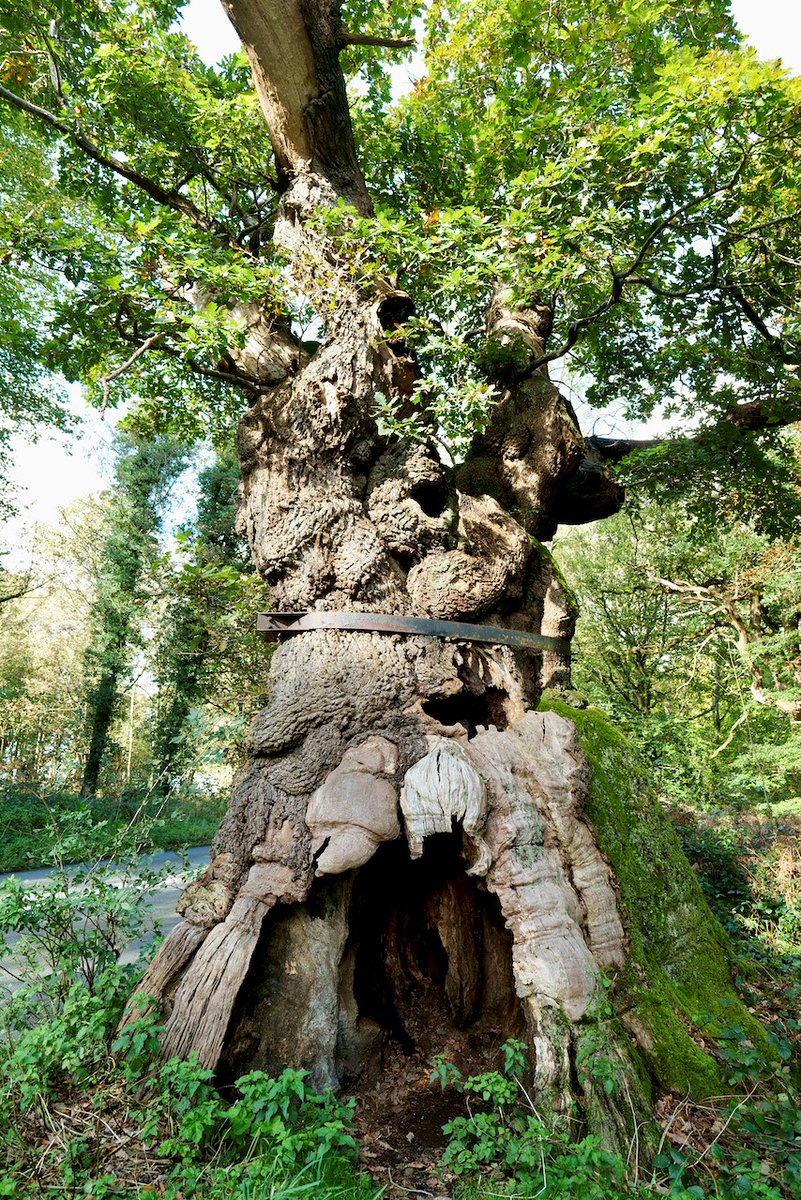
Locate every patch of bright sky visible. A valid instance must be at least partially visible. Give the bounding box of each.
[3,390,118,567]
[3,0,800,561]
[731,0,801,72]
[179,0,239,61]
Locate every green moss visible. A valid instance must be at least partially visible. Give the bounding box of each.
[539,695,768,1099]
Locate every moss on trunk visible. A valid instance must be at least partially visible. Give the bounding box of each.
[540,694,768,1099]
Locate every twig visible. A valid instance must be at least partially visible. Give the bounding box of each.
[655,1093,691,1159]
[386,1168,433,1196]
[99,334,163,415]
[483,1189,532,1199]
[685,1083,760,1171]
[711,707,750,758]
[622,1075,641,1184]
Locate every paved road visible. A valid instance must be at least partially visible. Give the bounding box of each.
[0,846,212,990]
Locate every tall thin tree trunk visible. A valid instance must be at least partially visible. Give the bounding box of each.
[81,672,118,797]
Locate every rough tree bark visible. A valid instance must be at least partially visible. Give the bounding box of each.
[123,0,761,1151]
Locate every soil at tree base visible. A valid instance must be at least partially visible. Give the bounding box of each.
[353,1037,483,1198]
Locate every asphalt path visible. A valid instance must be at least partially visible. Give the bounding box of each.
[0,845,212,991]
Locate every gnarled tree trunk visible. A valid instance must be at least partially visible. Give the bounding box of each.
[123,0,759,1154]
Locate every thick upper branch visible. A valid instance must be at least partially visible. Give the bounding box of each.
[457,290,624,537]
[340,32,415,49]
[588,394,801,463]
[221,0,371,212]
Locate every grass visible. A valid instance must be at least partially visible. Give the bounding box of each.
[0,784,225,872]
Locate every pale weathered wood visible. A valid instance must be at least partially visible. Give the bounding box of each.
[160,895,275,1068]
[307,736,400,874]
[220,0,370,209]
[119,921,208,1028]
[400,736,490,873]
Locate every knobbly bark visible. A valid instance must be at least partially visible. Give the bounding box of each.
[122,0,746,1154]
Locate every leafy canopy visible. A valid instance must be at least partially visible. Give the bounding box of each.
[1,0,801,495]
[353,1,801,444]
[0,0,279,438]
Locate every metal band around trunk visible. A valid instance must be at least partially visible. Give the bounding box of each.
[256,611,569,654]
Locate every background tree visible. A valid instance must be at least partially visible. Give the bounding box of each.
[0,496,108,792]
[3,0,801,1152]
[558,496,801,808]
[151,440,269,795]
[0,446,262,870]
[80,431,185,796]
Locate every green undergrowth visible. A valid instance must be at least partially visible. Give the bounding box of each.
[539,695,771,1099]
[671,807,801,959]
[0,845,379,1200]
[0,983,380,1198]
[0,783,224,873]
[432,1033,800,1199]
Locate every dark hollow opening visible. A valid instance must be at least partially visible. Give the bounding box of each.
[340,831,524,1085]
[409,477,450,518]
[376,293,415,330]
[421,687,510,735]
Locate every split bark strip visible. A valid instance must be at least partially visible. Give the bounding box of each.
[160,895,275,1067]
[119,922,208,1028]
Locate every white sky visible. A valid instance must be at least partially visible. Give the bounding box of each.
[3,0,800,562]
[181,0,239,60]
[731,0,801,70]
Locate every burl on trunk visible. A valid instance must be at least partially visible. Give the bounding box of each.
[123,0,758,1148]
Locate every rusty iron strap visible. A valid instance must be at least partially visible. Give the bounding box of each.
[256,611,569,654]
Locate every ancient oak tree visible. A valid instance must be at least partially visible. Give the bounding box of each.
[3,0,801,1147]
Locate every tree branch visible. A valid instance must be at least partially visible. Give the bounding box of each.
[587,389,801,462]
[711,708,750,757]
[115,326,263,392]
[100,334,164,416]
[586,436,664,462]
[339,31,415,49]
[0,574,34,606]
[722,397,797,430]
[652,575,801,722]
[0,82,230,240]
[727,284,782,348]
[514,171,748,381]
